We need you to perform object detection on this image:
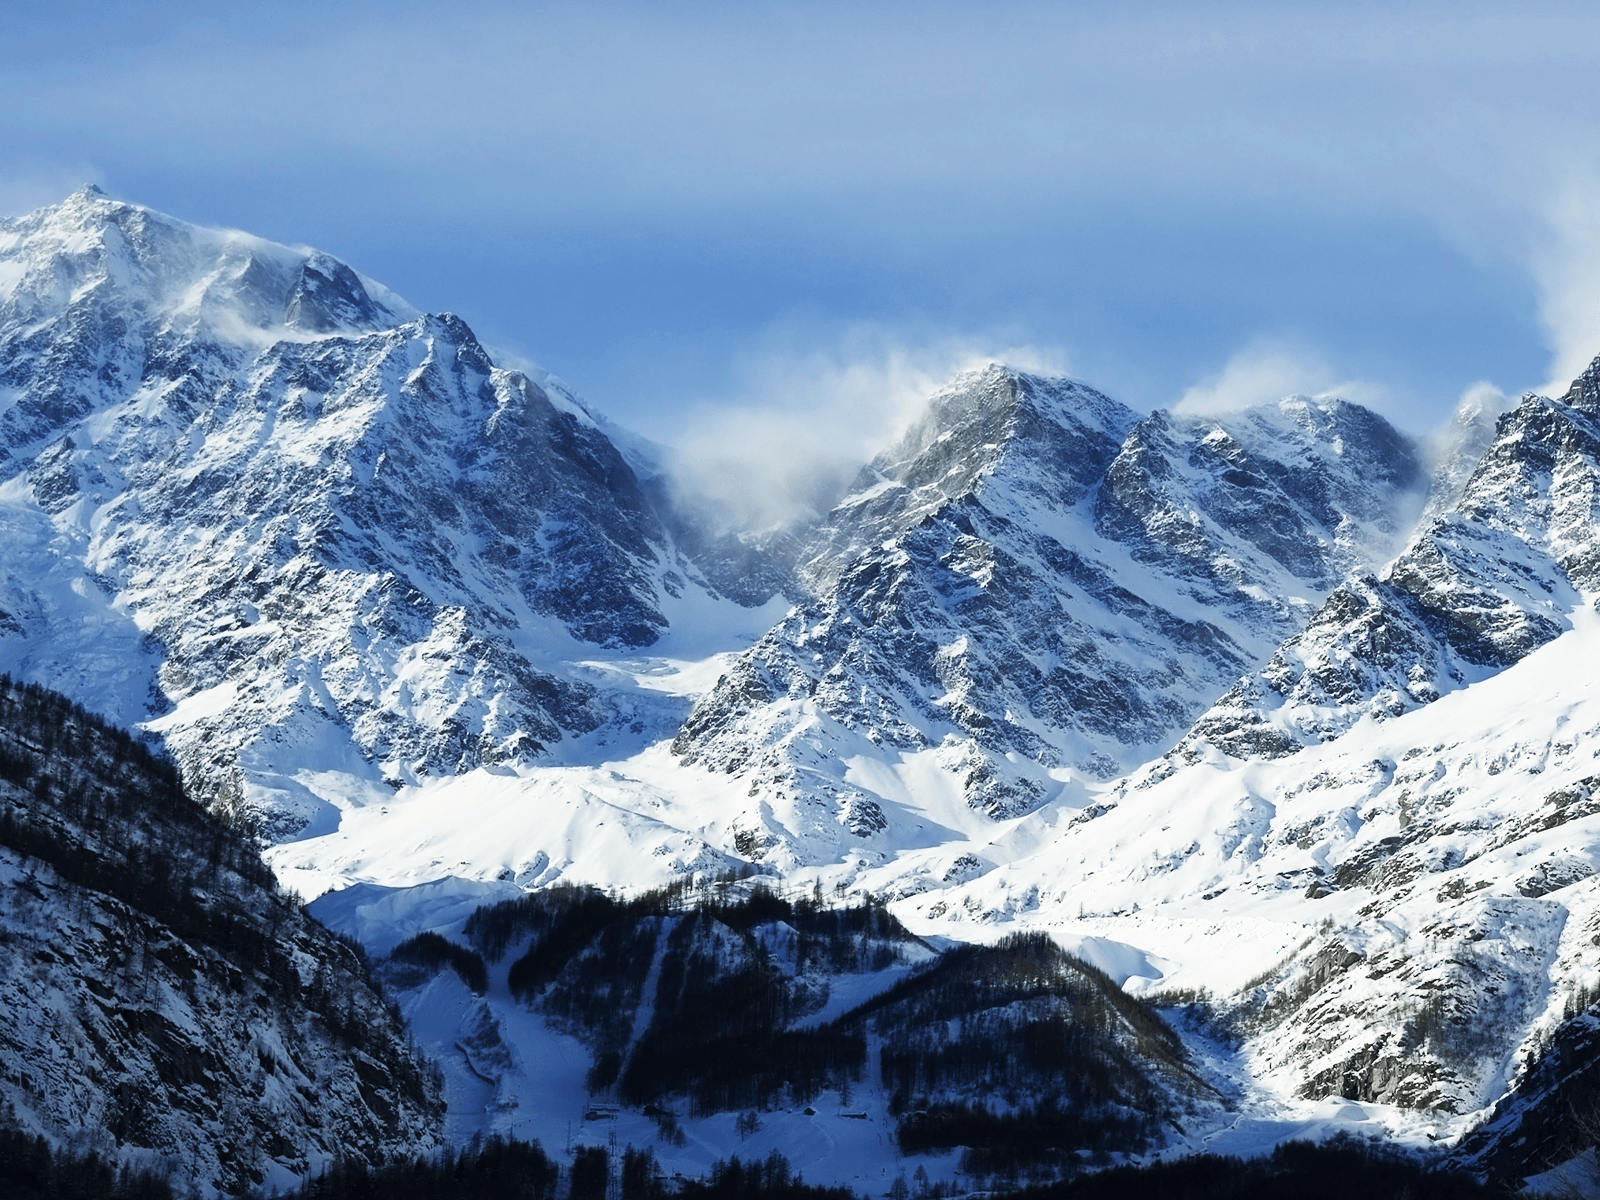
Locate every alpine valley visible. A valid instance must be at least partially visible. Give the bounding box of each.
[0,187,1595,1196]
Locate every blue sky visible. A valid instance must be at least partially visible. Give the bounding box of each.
[6,1,1600,470]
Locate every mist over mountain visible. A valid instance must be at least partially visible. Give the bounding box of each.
[0,190,1597,1196]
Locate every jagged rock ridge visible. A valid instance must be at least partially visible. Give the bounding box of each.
[1176,359,1600,764]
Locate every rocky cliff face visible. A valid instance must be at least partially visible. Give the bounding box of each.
[0,678,440,1195]
[1176,363,1600,765]
[0,188,780,838]
[669,368,1422,869]
[1449,1004,1600,1187]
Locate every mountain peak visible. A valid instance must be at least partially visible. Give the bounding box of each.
[34,183,134,230]
[793,367,1135,592]
[879,367,1135,498]
[0,189,416,349]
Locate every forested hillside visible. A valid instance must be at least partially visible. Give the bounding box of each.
[0,678,440,1194]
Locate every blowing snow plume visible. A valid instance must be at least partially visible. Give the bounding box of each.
[1534,173,1600,397]
[660,330,1069,534]
[1175,339,1388,418]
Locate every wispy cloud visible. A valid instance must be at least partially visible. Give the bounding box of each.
[659,326,1069,532]
[8,4,1597,438]
[1174,340,1386,418]
[1452,379,1510,424]
[1532,171,1600,397]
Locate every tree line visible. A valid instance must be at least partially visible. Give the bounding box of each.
[0,1126,174,1200]
[267,1137,859,1200]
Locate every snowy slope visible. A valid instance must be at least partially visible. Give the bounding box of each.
[896,602,1600,1139]
[313,888,960,1191]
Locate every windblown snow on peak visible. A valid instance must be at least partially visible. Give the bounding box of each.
[0,190,790,840]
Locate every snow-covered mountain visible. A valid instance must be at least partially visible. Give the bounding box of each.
[0,186,786,840]
[669,367,1422,870]
[1175,370,1600,764]
[7,187,1600,1192]
[875,365,1600,1177]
